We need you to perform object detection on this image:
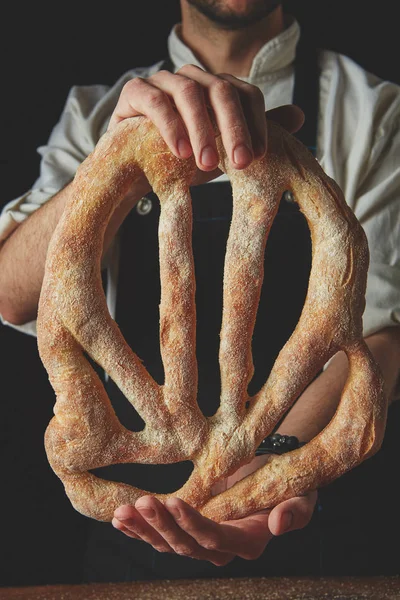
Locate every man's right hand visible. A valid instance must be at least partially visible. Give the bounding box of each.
[108,64,304,185]
[0,64,304,326]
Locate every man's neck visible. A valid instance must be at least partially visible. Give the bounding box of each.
[179,3,285,77]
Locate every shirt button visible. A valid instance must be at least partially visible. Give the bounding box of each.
[136,196,153,215]
[282,190,295,204]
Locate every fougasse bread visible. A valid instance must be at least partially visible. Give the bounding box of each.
[36,115,386,522]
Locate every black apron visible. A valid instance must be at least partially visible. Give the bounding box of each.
[83,44,322,582]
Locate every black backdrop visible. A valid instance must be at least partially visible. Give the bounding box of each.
[1,1,399,587]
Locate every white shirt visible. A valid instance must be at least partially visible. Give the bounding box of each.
[1,19,399,340]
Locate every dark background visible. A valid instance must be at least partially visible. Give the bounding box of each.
[1,0,399,588]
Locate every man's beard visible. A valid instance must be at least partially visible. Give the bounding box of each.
[186,0,281,30]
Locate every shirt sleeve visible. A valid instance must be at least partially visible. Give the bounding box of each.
[0,84,111,245]
[0,83,111,335]
[319,51,400,340]
[0,63,163,337]
[353,87,400,338]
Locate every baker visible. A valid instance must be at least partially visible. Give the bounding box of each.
[1,0,400,583]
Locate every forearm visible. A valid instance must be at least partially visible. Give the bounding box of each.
[0,185,70,325]
[226,326,400,488]
[225,355,348,488]
[278,326,400,442]
[0,180,148,325]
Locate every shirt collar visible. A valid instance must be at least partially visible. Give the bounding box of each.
[167,17,300,84]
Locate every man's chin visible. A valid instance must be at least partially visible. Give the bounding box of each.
[186,0,281,30]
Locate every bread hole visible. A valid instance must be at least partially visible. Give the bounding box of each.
[192,192,229,418]
[191,187,312,410]
[104,378,146,432]
[247,195,311,397]
[102,189,311,421]
[81,352,147,432]
[90,461,194,494]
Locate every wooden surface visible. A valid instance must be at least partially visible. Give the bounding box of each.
[1,576,400,600]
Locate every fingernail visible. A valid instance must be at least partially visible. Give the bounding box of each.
[200,145,218,167]
[233,144,252,166]
[177,138,192,158]
[114,511,127,521]
[281,512,293,533]
[114,515,132,524]
[137,507,155,520]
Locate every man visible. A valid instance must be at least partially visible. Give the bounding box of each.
[1,0,400,581]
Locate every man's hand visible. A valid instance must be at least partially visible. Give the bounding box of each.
[112,491,317,566]
[108,64,304,180]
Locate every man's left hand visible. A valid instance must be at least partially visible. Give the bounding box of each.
[112,490,317,566]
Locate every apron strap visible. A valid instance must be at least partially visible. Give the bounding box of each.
[292,41,319,154]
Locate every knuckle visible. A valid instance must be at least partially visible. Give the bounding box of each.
[249,85,265,107]
[177,63,201,75]
[153,69,169,79]
[147,90,166,110]
[227,122,247,136]
[123,77,143,94]
[211,78,234,98]
[156,523,175,536]
[179,78,202,99]
[222,121,250,146]
[192,124,214,148]
[161,112,180,129]
[163,117,181,134]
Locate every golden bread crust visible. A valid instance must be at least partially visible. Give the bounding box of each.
[37,116,386,522]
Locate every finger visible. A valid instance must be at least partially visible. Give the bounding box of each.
[268,490,318,536]
[266,104,305,134]
[113,504,174,553]
[218,73,267,159]
[190,165,222,187]
[148,68,219,171]
[108,77,193,159]
[112,517,141,540]
[166,498,270,561]
[178,64,254,169]
[137,496,234,566]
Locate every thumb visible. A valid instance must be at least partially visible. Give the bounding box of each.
[266,104,305,135]
[268,490,318,536]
